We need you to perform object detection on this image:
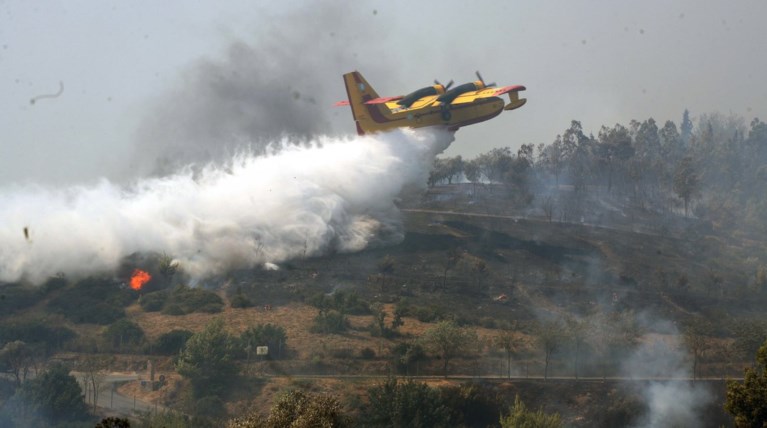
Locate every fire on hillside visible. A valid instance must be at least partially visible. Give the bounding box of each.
[129,269,152,291]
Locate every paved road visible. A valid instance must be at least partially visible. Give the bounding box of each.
[72,372,163,417]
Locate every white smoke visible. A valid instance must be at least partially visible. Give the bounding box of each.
[621,332,713,428]
[0,128,453,284]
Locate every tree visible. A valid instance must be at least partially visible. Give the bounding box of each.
[422,320,476,377]
[158,252,180,280]
[391,341,427,376]
[240,323,287,359]
[370,303,394,338]
[499,395,563,428]
[725,340,767,428]
[733,320,767,362]
[565,317,587,380]
[229,389,348,428]
[103,319,145,352]
[537,320,564,381]
[311,309,348,334]
[96,417,131,428]
[596,124,634,192]
[540,195,555,222]
[0,341,37,386]
[377,255,395,292]
[683,319,712,381]
[673,156,699,216]
[79,355,112,413]
[154,329,194,355]
[495,324,521,379]
[680,109,693,145]
[472,259,488,289]
[463,160,482,196]
[176,318,238,396]
[366,378,449,428]
[442,248,462,289]
[541,137,565,186]
[16,363,89,424]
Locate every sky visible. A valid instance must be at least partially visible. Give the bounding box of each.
[2,0,767,185]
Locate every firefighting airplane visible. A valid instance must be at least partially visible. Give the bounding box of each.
[335,70,526,135]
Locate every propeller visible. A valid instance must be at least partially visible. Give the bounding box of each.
[475,70,495,88]
[434,79,454,90]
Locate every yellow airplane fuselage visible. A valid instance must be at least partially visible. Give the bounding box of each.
[340,71,526,135]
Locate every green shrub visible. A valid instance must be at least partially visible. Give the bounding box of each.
[103,319,145,352]
[500,395,562,428]
[479,317,497,329]
[153,330,193,355]
[310,310,347,334]
[139,290,168,312]
[165,286,224,315]
[360,347,376,359]
[0,319,76,353]
[41,275,68,293]
[0,284,42,317]
[230,293,253,309]
[239,324,287,359]
[46,276,133,324]
[307,290,369,315]
[163,304,185,315]
[413,305,444,323]
[195,395,227,420]
[365,378,449,427]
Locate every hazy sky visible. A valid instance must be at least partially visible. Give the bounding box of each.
[2,0,766,185]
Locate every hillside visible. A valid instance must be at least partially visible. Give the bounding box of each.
[3,181,765,426]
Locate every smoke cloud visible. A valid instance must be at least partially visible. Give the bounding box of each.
[131,1,393,177]
[0,128,453,284]
[621,319,713,428]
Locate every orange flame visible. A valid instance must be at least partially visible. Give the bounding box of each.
[129,269,151,291]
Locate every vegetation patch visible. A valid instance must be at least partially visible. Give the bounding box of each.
[139,285,224,315]
[46,276,133,324]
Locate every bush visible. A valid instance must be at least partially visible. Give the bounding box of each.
[263,390,348,427]
[196,395,227,420]
[360,347,376,359]
[0,319,76,354]
[139,286,224,315]
[307,290,369,315]
[103,319,145,352]
[239,324,287,359]
[413,305,445,323]
[139,290,168,312]
[310,310,347,334]
[391,342,427,375]
[162,286,224,315]
[365,378,449,427]
[439,384,502,428]
[479,317,497,329]
[176,319,238,397]
[0,284,42,317]
[46,276,133,324]
[500,395,562,428]
[41,275,68,293]
[15,363,90,424]
[153,330,193,355]
[230,293,253,309]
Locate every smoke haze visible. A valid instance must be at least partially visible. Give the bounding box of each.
[130,3,393,177]
[622,331,713,428]
[0,128,453,284]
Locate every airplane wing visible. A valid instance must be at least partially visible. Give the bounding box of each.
[450,85,527,110]
[364,96,403,105]
[333,96,403,107]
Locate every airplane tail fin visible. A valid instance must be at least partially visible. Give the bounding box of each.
[342,71,383,135]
